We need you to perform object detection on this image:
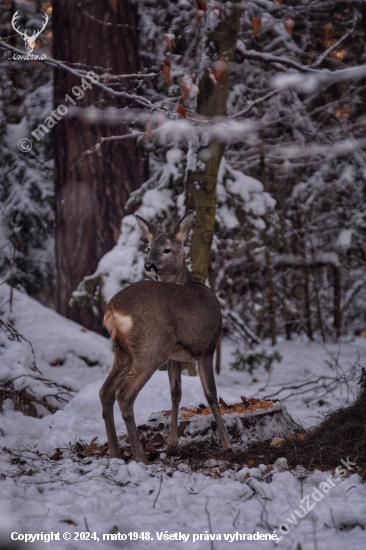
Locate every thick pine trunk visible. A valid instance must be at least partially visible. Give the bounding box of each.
[53,0,146,331]
[185,1,241,284]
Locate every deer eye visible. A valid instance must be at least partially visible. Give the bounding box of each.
[163,248,171,254]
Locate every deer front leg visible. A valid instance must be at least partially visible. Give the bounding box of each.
[167,360,182,451]
[198,353,233,452]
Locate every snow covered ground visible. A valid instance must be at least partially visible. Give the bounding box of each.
[1,285,365,549]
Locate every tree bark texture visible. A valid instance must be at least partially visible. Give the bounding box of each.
[295,205,313,340]
[185,1,241,283]
[265,249,277,346]
[261,151,277,345]
[304,266,313,340]
[53,0,146,331]
[334,266,342,342]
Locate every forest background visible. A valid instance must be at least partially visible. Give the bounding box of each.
[1,0,366,369]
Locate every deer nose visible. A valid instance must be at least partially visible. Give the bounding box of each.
[144,262,158,273]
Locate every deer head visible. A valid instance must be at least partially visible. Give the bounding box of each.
[11,11,49,54]
[135,211,194,284]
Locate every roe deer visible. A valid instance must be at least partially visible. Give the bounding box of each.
[100,211,232,463]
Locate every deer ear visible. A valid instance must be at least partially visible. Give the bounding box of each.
[174,211,194,242]
[135,215,160,242]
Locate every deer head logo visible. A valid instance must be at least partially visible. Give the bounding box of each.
[11,11,49,54]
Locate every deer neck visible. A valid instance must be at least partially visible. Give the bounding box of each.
[157,261,192,284]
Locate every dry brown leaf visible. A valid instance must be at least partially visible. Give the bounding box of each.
[165,34,175,51]
[219,397,228,407]
[196,0,207,11]
[214,59,226,79]
[163,59,172,87]
[183,80,190,100]
[247,459,255,468]
[50,448,63,461]
[252,17,262,35]
[145,121,153,140]
[325,22,334,39]
[284,16,295,34]
[177,104,187,119]
[182,75,199,100]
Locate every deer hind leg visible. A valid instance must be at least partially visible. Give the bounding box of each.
[116,351,171,464]
[167,360,182,450]
[99,350,131,459]
[198,353,233,452]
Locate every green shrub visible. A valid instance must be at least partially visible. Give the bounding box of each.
[230,349,282,374]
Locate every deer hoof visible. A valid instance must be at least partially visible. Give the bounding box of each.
[167,444,179,456]
[224,447,234,454]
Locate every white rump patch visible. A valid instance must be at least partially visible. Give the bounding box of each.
[103,310,133,339]
[114,312,133,334]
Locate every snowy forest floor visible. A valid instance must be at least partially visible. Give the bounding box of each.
[1,285,366,550]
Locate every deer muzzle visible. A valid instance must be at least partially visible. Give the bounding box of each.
[144,262,158,273]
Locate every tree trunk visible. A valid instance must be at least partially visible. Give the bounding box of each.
[304,266,313,340]
[296,205,313,340]
[53,0,146,331]
[265,249,277,346]
[185,1,241,283]
[314,267,326,342]
[261,151,277,345]
[334,266,342,342]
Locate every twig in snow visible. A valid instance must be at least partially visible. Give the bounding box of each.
[204,497,214,550]
[153,474,163,509]
[0,318,42,374]
[84,517,90,533]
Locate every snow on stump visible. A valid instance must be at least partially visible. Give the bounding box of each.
[145,397,298,451]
